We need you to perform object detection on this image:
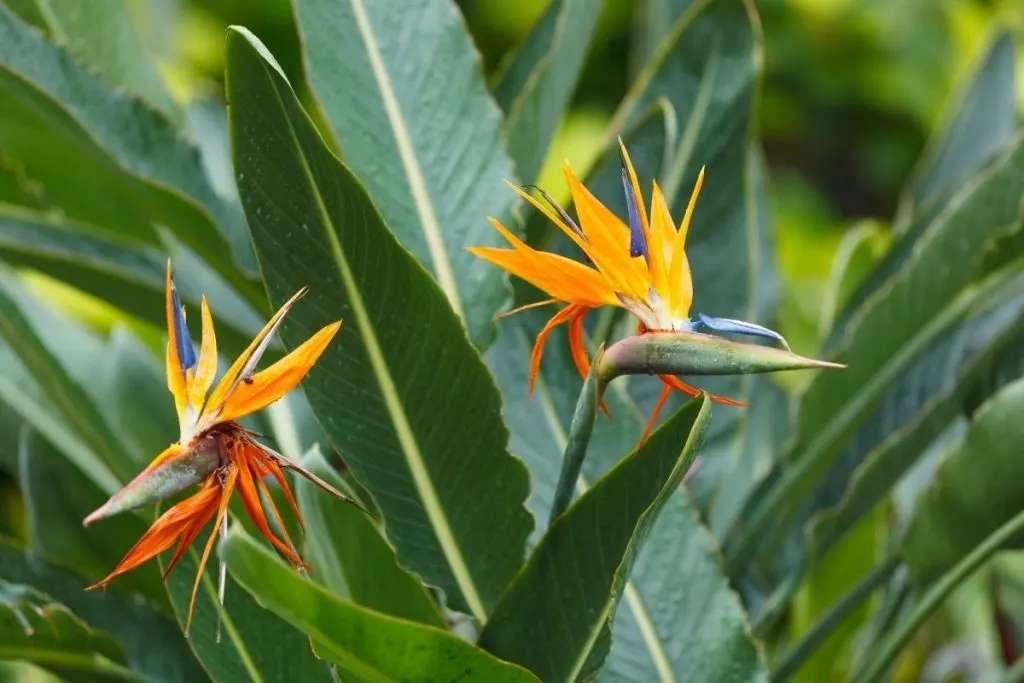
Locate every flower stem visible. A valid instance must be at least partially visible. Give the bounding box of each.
[547,348,605,527]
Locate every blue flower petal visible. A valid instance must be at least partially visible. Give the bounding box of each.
[619,148,648,261]
[170,282,197,371]
[696,313,791,350]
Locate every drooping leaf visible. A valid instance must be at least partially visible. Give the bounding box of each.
[493,0,603,184]
[0,5,260,304]
[894,30,1017,234]
[295,447,444,627]
[222,526,540,683]
[293,0,518,346]
[0,542,206,683]
[725,136,1024,572]
[830,32,1017,342]
[806,273,1024,563]
[0,269,135,484]
[225,27,532,621]
[16,0,178,120]
[902,377,1024,587]
[479,398,711,682]
[0,581,146,683]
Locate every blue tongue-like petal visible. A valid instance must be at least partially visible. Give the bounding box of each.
[620,165,648,262]
[696,313,791,350]
[170,283,197,371]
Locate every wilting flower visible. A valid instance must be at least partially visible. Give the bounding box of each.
[84,262,344,635]
[469,141,790,438]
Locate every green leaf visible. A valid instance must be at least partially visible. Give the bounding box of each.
[725,136,1024,573]
[225,27,532,621]
[18,427,168,608]
[493,0,602,184]
[0,581,146,683]
[0,206,264,357]
[295,447,444,627]
[293,0,518,347]
[0,270,135,485]
[894,30,1017,234]
[599,489,767,683]
[817,220,890,337]
[15,0,178,120]
[479,397,711,682]
[902,377,1024,587]
[222,526,540,683]
[609,0,769,326]
[830,33,1017,343]
[806,272,1024,563]
[0,543,206,683]
[158,548,334,683]
[0,5,259,303]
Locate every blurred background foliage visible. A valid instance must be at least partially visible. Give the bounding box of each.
[1,1,1023,681]
[11,0,1024,363]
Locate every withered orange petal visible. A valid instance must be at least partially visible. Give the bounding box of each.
[235,455,299,565]
[264,456,304,533]
[639,384,673,449]
[659,374,748,407]
[88,478,221,591]
[214,321,341,426]
[186,466,238,635]
[255,476,304,568]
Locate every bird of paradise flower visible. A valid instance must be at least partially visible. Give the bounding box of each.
[84,262,347,636]
[469,142,791,441]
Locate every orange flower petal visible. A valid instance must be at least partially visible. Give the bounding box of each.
[189,296,218,410]
[529,304,587,395]
[567,308,611,417]
[200,287,308,427]
[215,321,341,425]
[88,477,221,591]
[186,465,237,635]
[468,243,616,308]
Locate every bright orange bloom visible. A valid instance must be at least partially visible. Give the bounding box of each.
[470,142,789,441]
[85,261,346,635]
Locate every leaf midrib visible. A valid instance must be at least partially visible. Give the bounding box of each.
[344,0,464,321]
[260,58,487,622]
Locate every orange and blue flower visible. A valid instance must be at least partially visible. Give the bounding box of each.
[469,142,789,438]
[84,262,345,635]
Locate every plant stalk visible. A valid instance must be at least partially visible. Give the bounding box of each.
[851,508,1024,683]
[771,554,900,682]
[547,348,605,527]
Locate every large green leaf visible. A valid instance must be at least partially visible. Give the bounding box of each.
[724,136,1024,572]
[806,273,1024,563]
[159,549,334,683]
[829,32,1017,343]
[902,377,1024,587]
[0,543,206,683]
[0,270,135,484]
[295,447,444,627]
[293,0,518,346]
[0,581,145,683]
[479,398,711,682]
[894,30,1017,234]
[13,0,178,120]
[0,5,259,303]
[493,0,602,184]
[225,27,532,621]
[0,206,264,355]
[223,526,540,683]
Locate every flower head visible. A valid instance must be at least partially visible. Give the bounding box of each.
[469,142,790,439]
[84,262,346,636]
